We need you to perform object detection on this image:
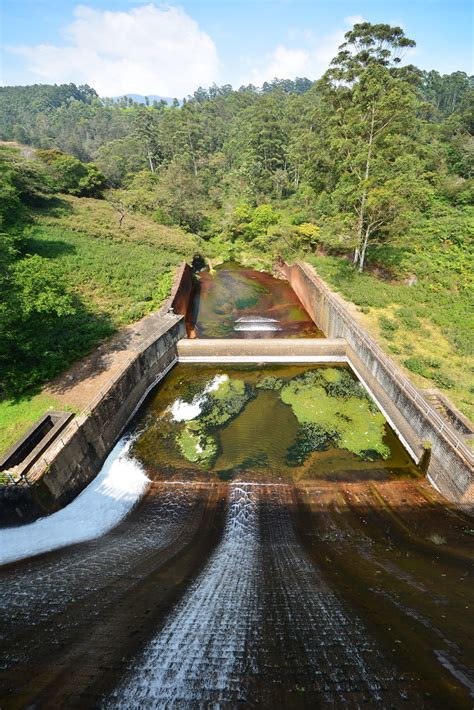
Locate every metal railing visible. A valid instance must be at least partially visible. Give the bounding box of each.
[298,262,474,468]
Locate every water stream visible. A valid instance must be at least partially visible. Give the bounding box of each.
[1,263,472,708]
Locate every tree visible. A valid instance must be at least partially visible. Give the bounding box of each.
[132,108,162,173]
[37,151,107,197]
[320,23,429,271]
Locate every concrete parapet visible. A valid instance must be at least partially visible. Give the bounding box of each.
[0,315,185,524]
[159,261,194,317]
[282,261,473,505]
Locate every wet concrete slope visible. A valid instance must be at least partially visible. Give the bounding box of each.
[0,483,227,708]
[1,480,473,708]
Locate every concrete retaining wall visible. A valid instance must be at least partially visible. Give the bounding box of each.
[1,315,185,523]
[283,261,473,504]
[160,261,194,317]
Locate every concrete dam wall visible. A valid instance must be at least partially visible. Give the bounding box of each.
[282,261,473,505]
[0,315,185,522]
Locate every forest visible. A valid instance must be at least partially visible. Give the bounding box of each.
[0,22,472,449]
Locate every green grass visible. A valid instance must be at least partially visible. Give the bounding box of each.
[0,393,78,459]
[29,195,200,324]
[306,209,474,421]
[0,195,201,457]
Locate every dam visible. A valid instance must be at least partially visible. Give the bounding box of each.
[0,262,473,708]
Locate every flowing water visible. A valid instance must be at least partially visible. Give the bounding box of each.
[1,265,473,708]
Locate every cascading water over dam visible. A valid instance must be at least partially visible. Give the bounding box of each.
[1,264,472,709]
[108,483,401,707]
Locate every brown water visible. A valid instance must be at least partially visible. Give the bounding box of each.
[186,262,322,338]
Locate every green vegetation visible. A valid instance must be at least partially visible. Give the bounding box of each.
[176,377,253,467]
[173,369,391,470]
[256,376,284,391]
[0,145,199,454]
[177,425,218,467]
[0,20,472,453]
[0,393,78,457]
[306,244,473,419]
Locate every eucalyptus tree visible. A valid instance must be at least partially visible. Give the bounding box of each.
[321,23,430,271]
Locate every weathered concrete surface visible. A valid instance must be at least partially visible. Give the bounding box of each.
[178,337,347,362]
[1,480,472,708]
[159,261,194,317]
[0,314,185,524]
[283,261,474,506]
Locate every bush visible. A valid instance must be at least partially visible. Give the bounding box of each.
[379,315,398,339]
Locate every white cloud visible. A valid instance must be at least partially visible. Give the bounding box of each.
[249,45,311,86]
[243,15,364,86]
[10,4,220,97]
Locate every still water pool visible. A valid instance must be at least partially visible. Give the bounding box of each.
[186,262,322,338]
[131,364,421,483]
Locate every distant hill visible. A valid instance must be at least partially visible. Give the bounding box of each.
[111,94,177,105]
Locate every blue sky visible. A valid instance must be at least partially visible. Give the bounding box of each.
[1,1,472,96]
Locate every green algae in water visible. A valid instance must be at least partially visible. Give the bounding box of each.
[280,369,390,461]
[177,425,218,467]
[177,377,253,467]
[130,364,421,482]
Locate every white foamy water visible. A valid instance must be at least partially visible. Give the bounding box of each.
[235,316,278,323]
[109,484,261,707]
[109,484,399,706]
[234,316,281,332]
[0,437,149,566]
[169,374,229,422]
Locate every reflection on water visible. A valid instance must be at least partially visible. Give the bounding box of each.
[186,262,322,338]
[131,364,421,483]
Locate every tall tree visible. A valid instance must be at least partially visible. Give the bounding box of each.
[321,23,429,271]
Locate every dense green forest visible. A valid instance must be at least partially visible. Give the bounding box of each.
[0,22,473,449]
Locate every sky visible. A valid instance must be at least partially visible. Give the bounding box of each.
[1,0,472,97]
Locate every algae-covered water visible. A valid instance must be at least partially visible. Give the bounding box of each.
[131,364,421,482]
[186,262,322,338]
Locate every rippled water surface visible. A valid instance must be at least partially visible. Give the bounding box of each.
[186,262,322,338]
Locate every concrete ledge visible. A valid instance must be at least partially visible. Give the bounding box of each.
[159,261,194,317]
[0,412,73,479]
[178,338,347,363]
[0,314,185,524]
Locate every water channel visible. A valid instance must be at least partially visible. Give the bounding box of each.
[0,264,473,708]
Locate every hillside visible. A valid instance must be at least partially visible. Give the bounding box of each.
[0,187,200,457]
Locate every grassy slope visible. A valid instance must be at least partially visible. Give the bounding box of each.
[1,195,200,457]
[307,207,473,421]
[28,195,199,323]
